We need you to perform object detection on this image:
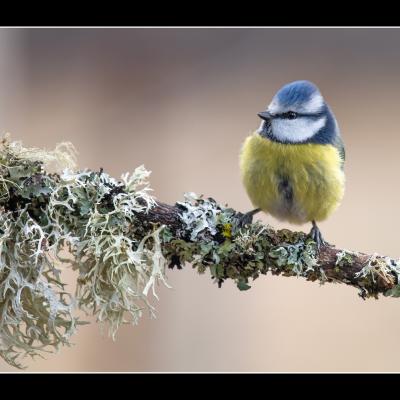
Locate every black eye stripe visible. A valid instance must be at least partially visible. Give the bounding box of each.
[273,111,323,119]
[275,111,298,119]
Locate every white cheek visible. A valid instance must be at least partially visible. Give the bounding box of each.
[271,117,326,143]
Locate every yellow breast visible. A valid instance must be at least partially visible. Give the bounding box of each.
[239,132,345,224]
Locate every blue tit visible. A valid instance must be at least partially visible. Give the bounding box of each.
[239,80,345,247]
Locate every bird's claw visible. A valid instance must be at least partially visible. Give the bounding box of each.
[236,212,254,228]
[309,222,327,250]
[236,208,261,228]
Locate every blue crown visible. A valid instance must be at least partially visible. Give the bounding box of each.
[275,80,321,108]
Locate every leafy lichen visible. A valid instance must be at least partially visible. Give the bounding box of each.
[269,241,318,276]
[164,193,320,291]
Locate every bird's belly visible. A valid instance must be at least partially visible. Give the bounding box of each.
[240,134,345,224]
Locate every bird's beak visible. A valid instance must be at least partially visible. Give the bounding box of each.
[257,111,272,121]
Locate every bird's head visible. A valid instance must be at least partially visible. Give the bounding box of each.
[257,80,338,144]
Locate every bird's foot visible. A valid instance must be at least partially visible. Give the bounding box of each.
[309,220,327,250]
[236,208,261,228]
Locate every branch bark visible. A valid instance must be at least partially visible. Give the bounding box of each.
[140,200,400,299]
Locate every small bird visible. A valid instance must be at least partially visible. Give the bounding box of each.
[239,80,345,247]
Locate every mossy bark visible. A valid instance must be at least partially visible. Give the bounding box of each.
[143,201,399,299]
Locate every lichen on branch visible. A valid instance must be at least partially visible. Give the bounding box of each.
[0,135,166,368]
[0,134,399,369]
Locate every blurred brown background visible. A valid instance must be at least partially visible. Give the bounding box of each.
[0,27,400,372]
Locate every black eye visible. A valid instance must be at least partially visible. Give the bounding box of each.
[286,111,298,120]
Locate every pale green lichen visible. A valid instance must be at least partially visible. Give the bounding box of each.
[352,253,400,299]
[0,136,170,368]
[48,165,166,339]
[234,226,268,255]
[6,138,78,173]
[319,267,328,283]
[0,210,78,368]
[268,241,318,276]
[383,259,400,297]
[168,193,320,290]
[176,192,224,241]
[355,253,397,285]
[170,194,272,289]
[0,138,81,368]
[335,249,357,267]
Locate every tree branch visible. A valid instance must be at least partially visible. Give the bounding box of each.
[1,136,400,369]
[139,200,400,299]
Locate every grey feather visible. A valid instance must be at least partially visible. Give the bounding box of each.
[333,135,345,170]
